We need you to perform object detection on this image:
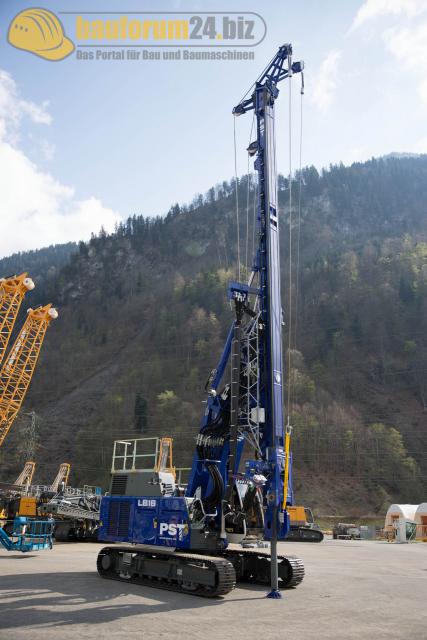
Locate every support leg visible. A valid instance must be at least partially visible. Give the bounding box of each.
[266,507,282,599]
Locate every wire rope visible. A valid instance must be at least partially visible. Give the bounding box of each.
[233,117,241,281]
[286,69,293,426]
[294,84,304,354]
[246,113,255,281]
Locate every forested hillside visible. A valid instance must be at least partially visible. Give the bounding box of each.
[0,243,77,298]
[1,156,426,514]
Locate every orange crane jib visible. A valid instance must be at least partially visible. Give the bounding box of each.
[14,460,36,486]
[50,463,70,492]
[0,304,58,448]
[0,273,34,366]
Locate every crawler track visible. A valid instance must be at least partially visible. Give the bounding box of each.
[285,527,324,543]
[97,545,304,597]
[219,548,305,588]
[97,546,236,597]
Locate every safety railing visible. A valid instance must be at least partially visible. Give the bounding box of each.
[0,517,54,552]
[13,518,54,551]
[175,467,191,487]
[25,484,101,498]
[111,437,175,476]
[112,438,161,472]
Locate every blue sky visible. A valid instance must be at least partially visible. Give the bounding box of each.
[0,0,426,256]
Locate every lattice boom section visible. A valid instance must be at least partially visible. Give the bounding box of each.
[0,304,57,447]
[0,273,34,367]
[15,461,36,486]
[50,463,71,491]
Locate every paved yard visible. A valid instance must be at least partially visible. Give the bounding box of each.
[0,539,425,639]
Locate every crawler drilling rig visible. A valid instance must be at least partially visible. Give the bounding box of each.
[98,44,304,598]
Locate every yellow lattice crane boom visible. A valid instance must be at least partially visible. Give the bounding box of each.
[14,460,36,486]
[50,463,70,492]
[0,274,35,366]
[0,304,58,447]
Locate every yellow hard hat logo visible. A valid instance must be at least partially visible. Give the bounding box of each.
[8,7,74,61]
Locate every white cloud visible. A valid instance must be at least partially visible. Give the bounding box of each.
[40,139,56,161]
[0,141,119,255]
[382,22,427,69]
[19,99,51,125]
[341,145,371,166]
[310,50,341,112]
[383,22,427,105]
[350,1,427,109]
[351,0,427,31]
[0,70,121,257]
[0,70,51,139]
[412,135,427,153]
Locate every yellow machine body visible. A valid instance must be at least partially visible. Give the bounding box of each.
[17,496,38,517]
[288,506,308,526]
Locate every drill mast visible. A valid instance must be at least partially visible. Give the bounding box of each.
[186,44,303,595]
[187,44,303,521]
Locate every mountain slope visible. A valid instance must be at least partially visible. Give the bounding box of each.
[1,156,426,514]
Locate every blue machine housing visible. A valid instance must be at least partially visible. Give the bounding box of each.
[99,496,192,549]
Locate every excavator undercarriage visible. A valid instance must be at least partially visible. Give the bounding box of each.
[97,546,304,597]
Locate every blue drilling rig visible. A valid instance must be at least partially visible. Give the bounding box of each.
[97,44,305,598]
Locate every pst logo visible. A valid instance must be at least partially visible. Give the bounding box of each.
[8,8,75,61]
[159,522,188,539]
